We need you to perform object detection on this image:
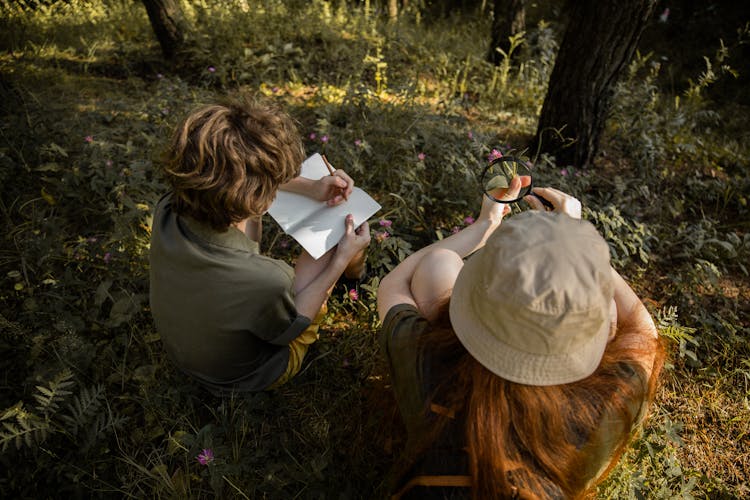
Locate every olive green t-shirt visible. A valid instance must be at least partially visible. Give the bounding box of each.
[380,304,650,495]
[149,193,311,392]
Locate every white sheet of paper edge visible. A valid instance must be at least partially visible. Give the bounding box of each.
[268,153,382,259]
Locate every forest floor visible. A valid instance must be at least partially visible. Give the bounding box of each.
[1,1,748,498]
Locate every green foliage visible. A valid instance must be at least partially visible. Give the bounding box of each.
[610,23,750,176]
[599,417,699,498]
[1,369,125,462]
[657,306,699,365]
[585,205,654,268]
[0,1,748,498]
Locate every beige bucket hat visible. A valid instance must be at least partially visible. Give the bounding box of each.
[449,211,614,386]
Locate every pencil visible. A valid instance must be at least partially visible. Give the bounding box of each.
[322,154,335,176]
[321,154,348,201]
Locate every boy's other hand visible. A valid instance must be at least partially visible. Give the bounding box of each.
[336,214,370,261]
[314,170,354,206]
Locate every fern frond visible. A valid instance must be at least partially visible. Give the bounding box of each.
[33,369,75,416]
[75,393,128,453]
[61,384,105,435]
[0,407,49,452]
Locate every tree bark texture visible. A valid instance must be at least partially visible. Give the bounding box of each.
[388,0,398,21]
[141,0,186,60]
[533,0,656,167]
[488,0,525,65]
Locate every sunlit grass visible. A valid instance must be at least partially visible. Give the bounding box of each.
[0,1,748,498]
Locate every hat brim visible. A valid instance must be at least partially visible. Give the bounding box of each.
[449,250,611,386]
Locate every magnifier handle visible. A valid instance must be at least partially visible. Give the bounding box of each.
[532,193,555,210]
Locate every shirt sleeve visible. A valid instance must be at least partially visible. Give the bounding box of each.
[380,304,432,441]
[248,258,312,346]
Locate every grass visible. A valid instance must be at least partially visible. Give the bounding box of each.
[1,0,749,498]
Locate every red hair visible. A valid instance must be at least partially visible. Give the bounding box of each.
[398,302,666,499]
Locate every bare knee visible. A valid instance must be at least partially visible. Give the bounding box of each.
[412,249,464,321]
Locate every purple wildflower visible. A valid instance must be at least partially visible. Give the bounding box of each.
[309,132,317,140]
[84,136,93,143]
[375,231,390,242]
[488,149,502,161]
[417,152,426,161]
[103,252,112,264]
[197,448,214,465]
[208,66,216,73]
[321,135,329,143]
[560,168,568,176]
[468,131,474,140]
[354,139,363,147]
[348,289,359,301]
[463,216,475,225]
[378,219,393,227]
[451,226,461,234]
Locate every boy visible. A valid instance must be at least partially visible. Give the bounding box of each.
[149,96,370,392]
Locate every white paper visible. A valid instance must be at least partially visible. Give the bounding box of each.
[268,153,381,259]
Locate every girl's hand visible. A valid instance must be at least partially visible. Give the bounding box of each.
[524,187,582,219]
[478,175,530,224]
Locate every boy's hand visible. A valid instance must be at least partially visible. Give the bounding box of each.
[336,214,370,261]
[314,170,354,206]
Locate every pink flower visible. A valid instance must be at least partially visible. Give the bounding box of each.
[84,136,93,143]
[417,152,426,161]
[348,289,359,301]
[156,73,163,79]
[271,86,279,93]
[451,226,460,234]
[375,231,390,242]
[309,132,317,140]
[197,448,214,465]
[103,252,112,264]
[378,219,392,227]
[463,216,475,225]
[207,66,216,73]
[321,135,329,143]
[560,168,568,176]
[488,149,502,161]
[467,131,474,140]
[354,139,363,147]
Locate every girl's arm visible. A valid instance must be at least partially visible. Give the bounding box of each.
[377,177,525,322]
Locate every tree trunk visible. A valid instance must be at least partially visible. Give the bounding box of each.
[141,0,186,60]
[488,0,525,65]
[533,0,656,167]
[388,0,398,21]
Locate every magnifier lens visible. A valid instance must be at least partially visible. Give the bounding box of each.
[481,157,533,203]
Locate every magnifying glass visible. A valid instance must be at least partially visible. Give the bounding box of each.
[480,156,553,208]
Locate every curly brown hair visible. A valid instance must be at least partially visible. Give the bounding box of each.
[163,95,304,231]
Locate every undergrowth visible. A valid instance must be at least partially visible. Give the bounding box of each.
[1,0,748,498]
